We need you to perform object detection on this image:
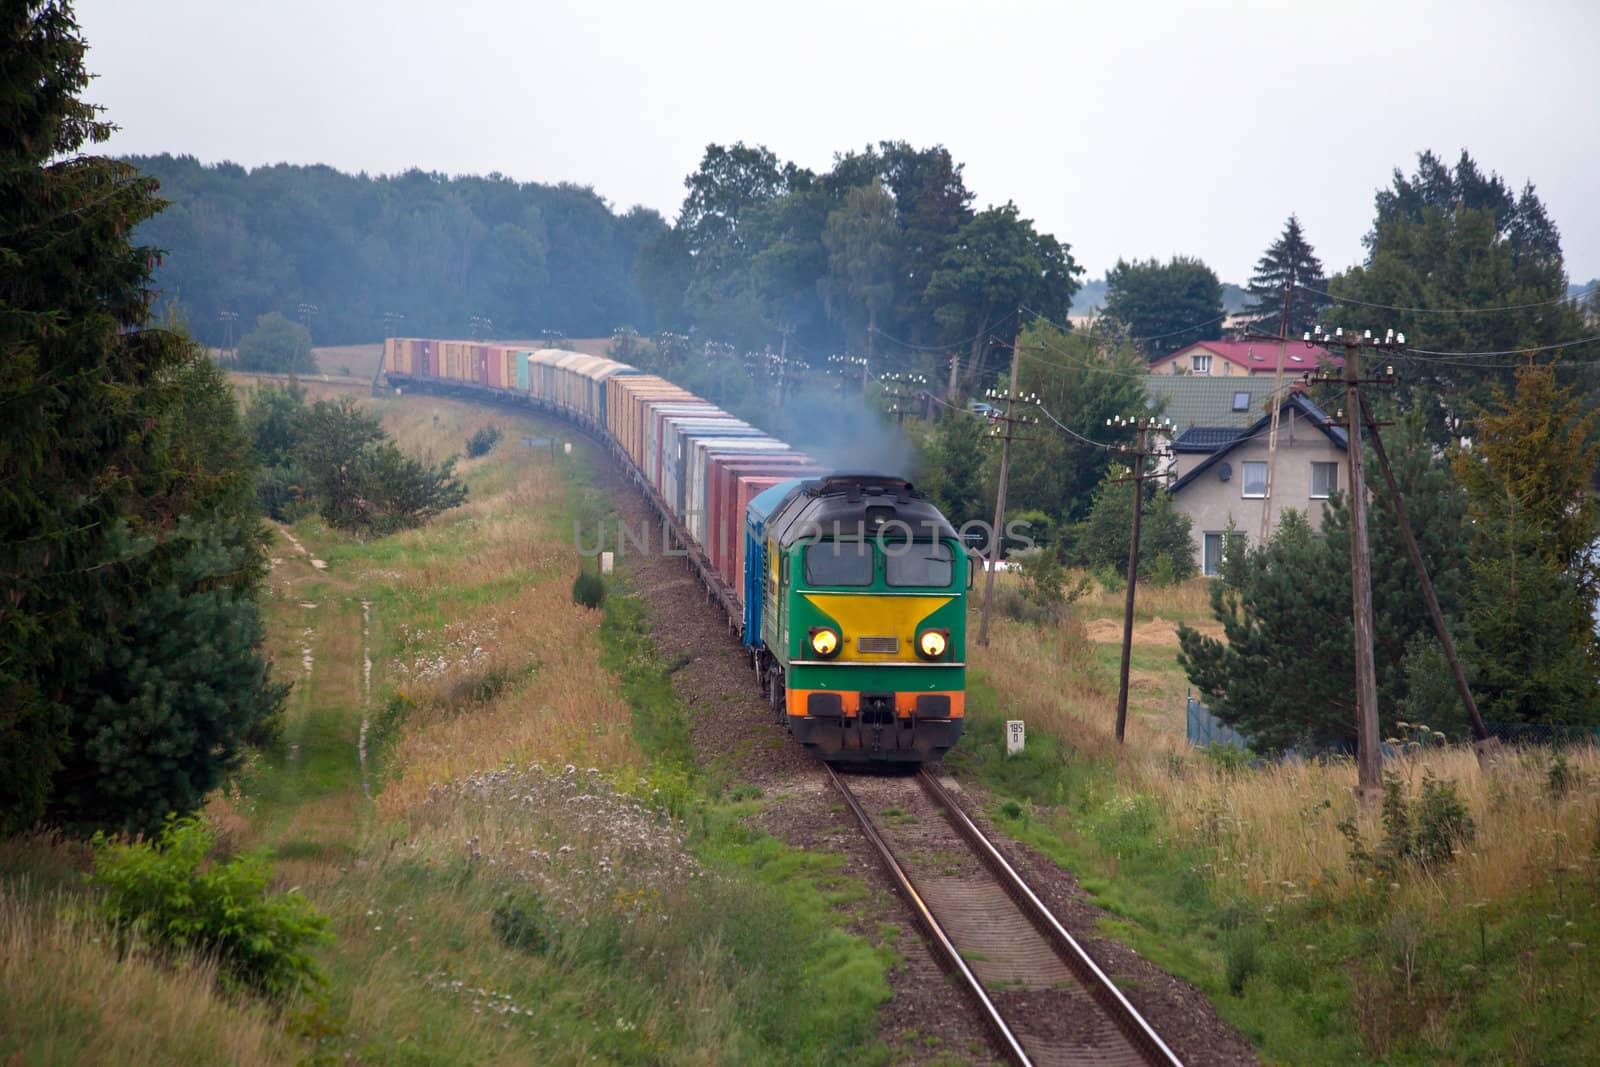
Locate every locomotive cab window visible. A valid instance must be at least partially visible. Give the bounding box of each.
[804,541,873,586]
[884,541,954,588]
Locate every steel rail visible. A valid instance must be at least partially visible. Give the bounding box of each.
[917,769,1185,1066]
[824,765,1033,1066]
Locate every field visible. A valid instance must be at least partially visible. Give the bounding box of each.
[960,572,1600,1063]
[6,375,1598,1064]
[1,381,891,1065]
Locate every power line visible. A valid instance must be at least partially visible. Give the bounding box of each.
[1405,334,1600,358]
[1019,303,1233,345]
[867,308,1020,354]
[1034,403,1117,450]
[1300,280,1597,315]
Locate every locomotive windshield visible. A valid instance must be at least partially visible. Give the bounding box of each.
[804,541,873,586]
[885,541,954,588]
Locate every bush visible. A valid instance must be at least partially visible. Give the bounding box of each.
[1006,547,1090,624]
[572,569,606,608]
[1338,771,1476,881]
[90,815,332,1002]
[492,891,555,955]
[466,423,501,458]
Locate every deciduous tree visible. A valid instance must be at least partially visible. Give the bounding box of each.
[924,204,1081,397]
[1102,256,1224,359]
[235,310,314,372]
[1329,150,1588,439]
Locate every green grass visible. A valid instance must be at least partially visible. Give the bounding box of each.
[952,687,1600,1063]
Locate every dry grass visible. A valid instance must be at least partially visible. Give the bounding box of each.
[376,576,642,820]
[1154,745,1600,907]
[0,884,303,1065]
[975,595,1600,916]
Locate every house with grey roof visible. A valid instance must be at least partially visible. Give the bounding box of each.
[1164,392,1347,576]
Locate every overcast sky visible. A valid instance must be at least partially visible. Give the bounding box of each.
[78,0,1597,288]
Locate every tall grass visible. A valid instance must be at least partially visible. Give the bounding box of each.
[968,582,1600,1061]
[973,600,1600,907]
[1,884,303,1065]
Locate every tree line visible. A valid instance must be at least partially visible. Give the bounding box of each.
[129,153,666,347]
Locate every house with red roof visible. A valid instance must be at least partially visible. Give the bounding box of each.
[1149,339,1337,377]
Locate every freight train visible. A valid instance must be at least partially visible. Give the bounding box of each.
[383,338,967,762]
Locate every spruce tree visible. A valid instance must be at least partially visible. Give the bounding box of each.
[2,2,286,833]
[1,2,181,830]
[1239,215,1332,338]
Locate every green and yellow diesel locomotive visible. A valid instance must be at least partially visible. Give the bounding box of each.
[743,474,969,762]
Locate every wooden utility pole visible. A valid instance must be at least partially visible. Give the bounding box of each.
[1109,415,1174,743]
[1357,390,1492,747]
[1311,326,1404,802]
[977,310,1039,647]
[880,373,927,428]
[1259,276,1298,541]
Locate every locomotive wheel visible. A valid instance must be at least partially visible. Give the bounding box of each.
[767,668,785,725]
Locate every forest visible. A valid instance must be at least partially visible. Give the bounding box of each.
[130,154,665,346]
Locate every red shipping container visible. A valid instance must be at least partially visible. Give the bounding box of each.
[487,344,505,389]
[733,474,810,608]
[707,454,819,584]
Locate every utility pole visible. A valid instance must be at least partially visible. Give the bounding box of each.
[218,310,238,363]
[880,373,927,428]
[297,302,318,342]
[1353,390,1494,750]
[1108,415,1174,743]
[977,310,1039,647]
[1258,274,1298,541]
[1309,325,1405,802]
[378,311,404,395]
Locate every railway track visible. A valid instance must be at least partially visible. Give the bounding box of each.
[827,766,1183,1067]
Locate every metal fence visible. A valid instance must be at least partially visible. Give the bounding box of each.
[1185,694,1252,750]
[1185,691,1600,753]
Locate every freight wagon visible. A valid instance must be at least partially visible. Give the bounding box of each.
[381,337,967,762]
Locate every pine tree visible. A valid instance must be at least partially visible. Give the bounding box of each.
[1239,215,1332,338]
[1,2,184,830]
[2,3,286,833]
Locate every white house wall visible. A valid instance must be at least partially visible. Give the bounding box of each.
[1171,410,1344,563]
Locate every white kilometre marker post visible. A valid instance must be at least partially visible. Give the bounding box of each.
[1005,720,1025,756]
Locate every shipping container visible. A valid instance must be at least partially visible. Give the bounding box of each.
[650,407,726,492]
[659,415,750,510]
[636,394,708,474]
[609,375,691,461]
[707,455,821,587]
[685,436,786,541]
[741,479,809,645]
[486,344,504,389]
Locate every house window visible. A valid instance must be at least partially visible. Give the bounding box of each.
[1191,353,1212,374]
[1203,532,1224,577]
[1241,461,1267,498]
[1232,391,1250,412]
[1311,461,1339,499]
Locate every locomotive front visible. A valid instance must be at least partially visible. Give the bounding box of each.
[754,475,968,763]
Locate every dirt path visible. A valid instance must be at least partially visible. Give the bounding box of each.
[253,525,372,882]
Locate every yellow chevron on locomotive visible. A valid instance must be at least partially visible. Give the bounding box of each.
[800,593,953,662]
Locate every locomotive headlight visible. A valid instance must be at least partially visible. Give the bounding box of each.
[917,629,949,660]
[809,627,841,658]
